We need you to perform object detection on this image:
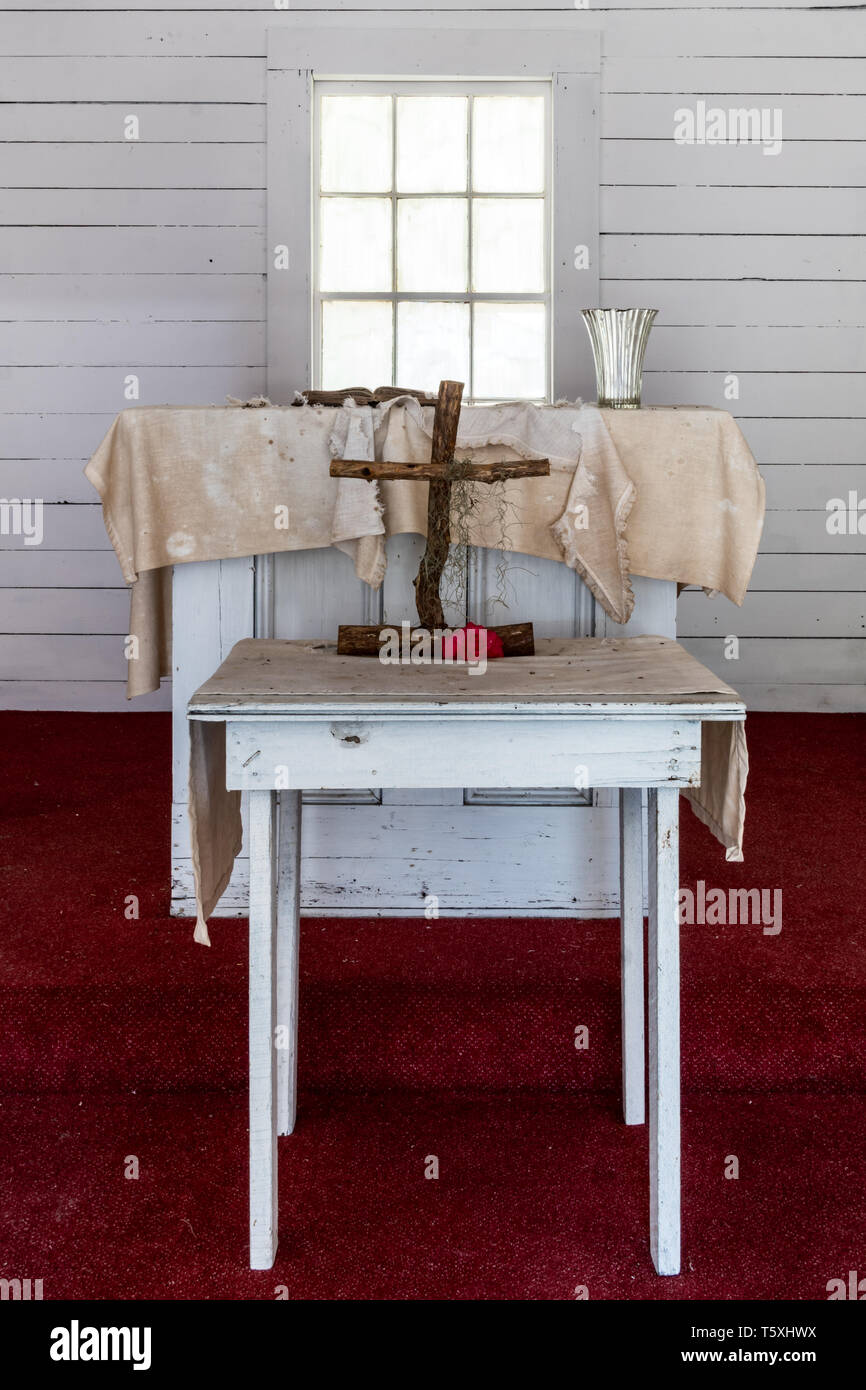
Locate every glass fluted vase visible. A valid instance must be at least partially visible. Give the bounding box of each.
[581,308,658,409]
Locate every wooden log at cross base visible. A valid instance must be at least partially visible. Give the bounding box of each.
[329,380,550,650]
[337,621,535,658]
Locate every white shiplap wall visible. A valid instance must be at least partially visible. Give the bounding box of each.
[1,2,863,711]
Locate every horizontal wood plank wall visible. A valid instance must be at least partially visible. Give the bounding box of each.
[0,3,863,711]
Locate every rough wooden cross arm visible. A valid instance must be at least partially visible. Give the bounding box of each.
[333,458,551,482]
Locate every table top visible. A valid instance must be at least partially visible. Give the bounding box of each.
[189,635,745,721]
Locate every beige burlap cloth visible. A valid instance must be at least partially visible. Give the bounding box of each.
[85,404,386,697]
[85,401,765,698]
[372,400,763,624]
[189,635,748,944]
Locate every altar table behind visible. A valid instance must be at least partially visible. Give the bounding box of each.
[83,399,765,920]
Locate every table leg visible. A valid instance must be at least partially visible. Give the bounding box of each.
[248,788,278,1270]
[647,786,681,1275]
[277,790,302,1137]
[619,787,645,1125]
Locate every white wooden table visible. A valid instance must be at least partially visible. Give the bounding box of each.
[188,638,745,1277]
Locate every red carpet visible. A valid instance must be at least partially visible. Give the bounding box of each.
[0,711,864,1299]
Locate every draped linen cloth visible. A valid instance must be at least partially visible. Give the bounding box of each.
[84,404,385,697]
[188,635,748,945]
[84,400,765,699]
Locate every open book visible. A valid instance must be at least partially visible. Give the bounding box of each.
[295,386,437,407]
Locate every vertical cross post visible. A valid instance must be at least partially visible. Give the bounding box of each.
[413,379,464,630]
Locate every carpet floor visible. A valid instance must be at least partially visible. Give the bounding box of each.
[0,711,863,1300]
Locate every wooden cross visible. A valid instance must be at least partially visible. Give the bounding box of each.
[330,380,550,655]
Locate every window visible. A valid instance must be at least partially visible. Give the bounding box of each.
[313,82,551,402]
[266,18,599,404]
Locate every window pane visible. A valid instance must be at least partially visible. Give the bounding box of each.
[397,198,468,292]
[321,300,393,388]
[397,301,470,393]
[320,95,392,193]
[319,197,392,292]
[396,96,468,193]
[473,303,546,400]
[472,199,544,293]
[472,96,546,194]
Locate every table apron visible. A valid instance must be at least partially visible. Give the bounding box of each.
[225,717,703,791]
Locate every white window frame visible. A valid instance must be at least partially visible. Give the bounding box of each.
[312,77,553,402]
[266,14,600,404]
